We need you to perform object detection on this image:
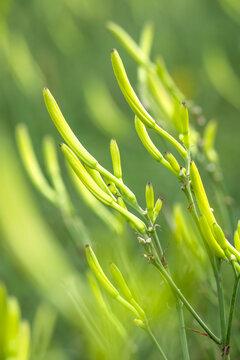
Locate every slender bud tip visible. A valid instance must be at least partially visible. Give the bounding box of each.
[111,48,116,54]
[85,244,90,248]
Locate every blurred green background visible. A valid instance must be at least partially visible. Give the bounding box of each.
[1,0,240,358]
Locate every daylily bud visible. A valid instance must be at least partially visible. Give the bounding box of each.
[135,117,163,161]
[16,124,57,203]
[85,245,119,298]
[109,263,133,301]
[110,139,122,179]
[146,182,154,221]
[190,161,216,226]
[106,22,150,68]
[60,144,114,206]
[164,152,181,174]
[179,102,190,149]
[212,223,228,250]
[111,49,155,128]
[43,88,98,168]
[199,215,225,259]
[153,198,162,222]
[234,230,240,253]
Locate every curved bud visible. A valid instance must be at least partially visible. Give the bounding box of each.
[153,198,162,222]
[146,182,154,221]
[199,215,225,259]
[117,196,127,209]
[106,22,150,68]
[111,49,155,128]
[85,165,116,201]
[110,139,122,179]
[203,120,218,163]
[164,152,181,174]
[212,223,228,250]
[85,245,119,298]
[60,144,113,206]
[179,102,190,149]
[43,88,98,168]
[135,117,163,161]
[16,124,57,203]
[190,161,216,226]
[109,263,133,301]
[234,230,240,253]
[111,202,146,233]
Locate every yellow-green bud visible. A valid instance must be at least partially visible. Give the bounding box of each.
[111,202,146,233]
[199,215,225,259]
[146,182,154,222]
[237,220,240,238]
[85,165,116,201]
[117,196,127,209]
[203,120,218,163]
[109,263,133,301]
[43,88,98,168]
[85,245,119,298]
[60,143,114,206]
[15,124,57,203]
[212,223,228,250]
[106,22,150,68]
[165,152,181,174]
[153,198,162,222]
[135,117,163,161]
[234,230,240,253]
[111,49,155,128]
[110,139,122,179]
[179,102,190,149]
[190,161,216,226]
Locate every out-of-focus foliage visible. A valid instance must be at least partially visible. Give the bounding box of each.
[1,0,240,359]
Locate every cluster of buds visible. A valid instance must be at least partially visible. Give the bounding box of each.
[85,245,146,326]
[43,88,147,235]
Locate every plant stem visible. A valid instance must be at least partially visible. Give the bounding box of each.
[176,300,190,360]
[146,326,169,360]
[214,260,226,344]
[153,260,221,344]
[224,265,239,359]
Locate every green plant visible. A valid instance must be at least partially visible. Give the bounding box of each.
[16,22,240,359]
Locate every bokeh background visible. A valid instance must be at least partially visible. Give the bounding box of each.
[1,0,240,359]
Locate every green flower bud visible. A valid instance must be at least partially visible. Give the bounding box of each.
[146,182,154,221]
[15,124,57,203]
[106,22,151,68]
[43,88,98,168]
[190,161,216,226]
[212,223,228,250]
[85,245,119,298]
[111,49,155,128]
[203,120,218,163]
[109,263,133,301]
[199,215,225,259]
[179,102,190,149]
[60,143,114,206]
[135,117,163,161]
[110,139,122,179]
[153,198,162,222]
[234,230,240,253]
[164,152,181,174]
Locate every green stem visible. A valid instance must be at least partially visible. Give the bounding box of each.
[214,260,226,344]
[224,266,239,358]
[146,326,169,360]
[176,300,190,360]
[153,260,221,344]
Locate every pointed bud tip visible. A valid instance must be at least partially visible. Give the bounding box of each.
[111,48,117,54]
